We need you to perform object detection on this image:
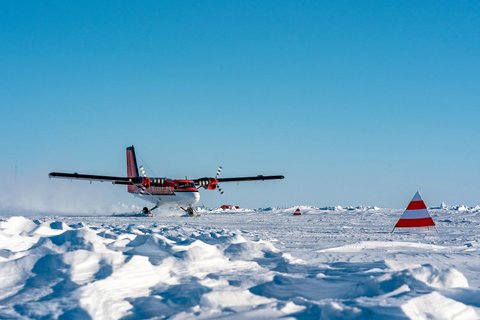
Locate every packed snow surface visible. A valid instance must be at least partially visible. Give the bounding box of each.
[1,206,480,319]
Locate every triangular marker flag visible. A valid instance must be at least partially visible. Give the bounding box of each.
[392,192,437,232]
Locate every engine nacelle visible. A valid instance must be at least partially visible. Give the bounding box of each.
[141,177,151,189]
[196,177,218,190]
[207,178,218,190]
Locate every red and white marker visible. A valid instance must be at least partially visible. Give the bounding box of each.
[392,191,437,232]
[293,208,301,216]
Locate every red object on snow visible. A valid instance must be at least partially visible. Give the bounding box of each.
[392,192,436,231]
[221,204,240,210]
[293,208,301,216]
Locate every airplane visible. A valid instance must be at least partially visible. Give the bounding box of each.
[49,146,284,216]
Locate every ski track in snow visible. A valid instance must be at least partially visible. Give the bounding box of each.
[1,207,480,319]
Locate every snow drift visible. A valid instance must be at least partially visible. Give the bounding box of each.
[1,206,479,319]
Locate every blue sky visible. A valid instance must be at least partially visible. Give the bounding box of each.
[1,1,479,212]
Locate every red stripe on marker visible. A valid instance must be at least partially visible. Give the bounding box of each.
[395,217,435,228]
[406,200,427,210]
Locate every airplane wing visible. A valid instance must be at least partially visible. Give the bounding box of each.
[193,174,284,194]
[48,172,141,185]
[50,172,284,185]
[217,175,285,183]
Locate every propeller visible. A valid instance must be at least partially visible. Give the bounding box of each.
[138,165,151,193]
[194,166,224,194]
[215,166,222,178]
[215,166,224,195]
[139,165,146,177]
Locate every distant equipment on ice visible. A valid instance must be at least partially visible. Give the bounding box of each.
[392,191,437,233]
[293,208,301,216]
[220,204,240,210]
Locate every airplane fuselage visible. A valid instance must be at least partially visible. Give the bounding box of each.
[130,179,201,208]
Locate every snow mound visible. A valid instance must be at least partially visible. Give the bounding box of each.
[0,216,38,235]
[410,264,469,289]
[0,217,290,319]
[318,241,447,253]
[402,292,477,320]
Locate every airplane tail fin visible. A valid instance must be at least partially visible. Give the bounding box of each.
[126,146,139,193]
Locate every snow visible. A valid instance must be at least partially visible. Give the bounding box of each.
[1,206,480,319]
[402,292,478,320]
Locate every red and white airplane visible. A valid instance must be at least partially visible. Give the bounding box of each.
[49,146,284,215]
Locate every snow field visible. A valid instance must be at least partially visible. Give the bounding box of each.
[0,206,479,319]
